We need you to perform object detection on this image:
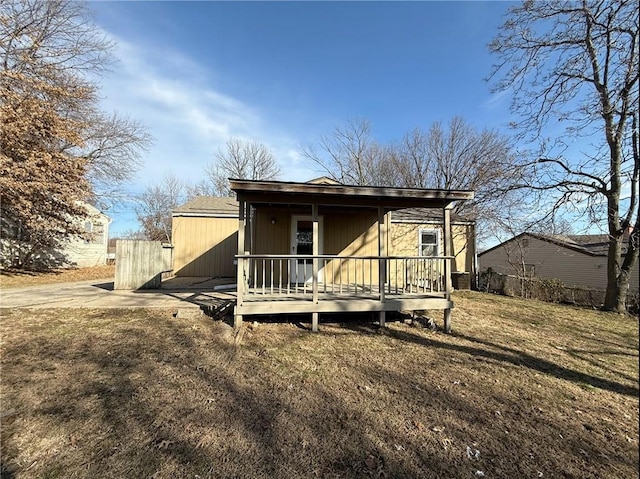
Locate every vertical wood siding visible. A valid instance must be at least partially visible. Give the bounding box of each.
[324,211,379,286]
[389,222,473,273]
[252,209,380,286]
[174,208,477,290]
[172,216,238,277]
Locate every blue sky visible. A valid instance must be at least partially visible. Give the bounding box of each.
[90,1,516,236]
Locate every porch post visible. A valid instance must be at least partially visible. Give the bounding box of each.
[244,201,251,254]
[234,196,246,330]
[312,203,319,332]
[378,206,387,328]
[443,205,452,333]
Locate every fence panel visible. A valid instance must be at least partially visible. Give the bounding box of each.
[114,240,173,290]
[478,269,639,312]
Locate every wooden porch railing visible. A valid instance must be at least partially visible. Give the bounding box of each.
[236,254,453,301]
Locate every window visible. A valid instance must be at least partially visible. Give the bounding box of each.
[91,224,105,245]
[419,229,440,257]
[83,221,104,244]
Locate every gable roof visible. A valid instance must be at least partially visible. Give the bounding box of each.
[479,232,620,258]
[306,176,342,185]
[173,197,238,217]
[567,234,611,255]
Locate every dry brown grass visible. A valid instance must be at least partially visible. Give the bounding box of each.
[0,265,115,289]
[1,292,638,478]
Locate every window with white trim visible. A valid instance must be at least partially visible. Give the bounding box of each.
[83,221,105,244]
[419,229,440,257]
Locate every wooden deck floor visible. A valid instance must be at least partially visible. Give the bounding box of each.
[238,283,451,315]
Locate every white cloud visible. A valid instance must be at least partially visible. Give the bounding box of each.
[95,33,318,234]
[99,34,318,182]
[481,88,510,111]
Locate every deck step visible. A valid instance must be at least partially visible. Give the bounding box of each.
[203,299,236,320]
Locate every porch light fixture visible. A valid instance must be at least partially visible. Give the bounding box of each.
[271,217,276,225]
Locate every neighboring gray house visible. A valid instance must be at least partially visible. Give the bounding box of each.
[478,232,639,292]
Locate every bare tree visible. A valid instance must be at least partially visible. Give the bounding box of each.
[184,179,218,199]
[300,118,396,186]
[0,0,150,268]
[489,0,639,312]
[134,174,185,242]
[391,117,523,236]
[74,112,152,205]
[206,138,280,196]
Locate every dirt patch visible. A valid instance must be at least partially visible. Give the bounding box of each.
[0,265,115,288]
[1,292,638,478]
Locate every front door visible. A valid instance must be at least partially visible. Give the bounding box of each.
[290,216,323,284]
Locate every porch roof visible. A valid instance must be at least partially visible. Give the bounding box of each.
[229,179,474,210]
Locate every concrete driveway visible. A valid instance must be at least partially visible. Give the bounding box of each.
[0,278,236,310]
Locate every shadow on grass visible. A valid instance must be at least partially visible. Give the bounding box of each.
[386,328,639,398]
[2,310,638,478]
[1,317,427,477]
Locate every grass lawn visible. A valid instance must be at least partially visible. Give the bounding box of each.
[1,292,638,478]
[0,265,115,289]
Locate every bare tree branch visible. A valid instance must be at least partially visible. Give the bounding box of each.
[204,138,280,196]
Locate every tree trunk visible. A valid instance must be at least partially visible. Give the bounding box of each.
[603,236,624,312]
[614,271,630,313]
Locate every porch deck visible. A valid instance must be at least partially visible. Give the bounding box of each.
[239,283,450,314]
[235,254,454,329]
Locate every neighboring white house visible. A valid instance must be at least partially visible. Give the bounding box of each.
[1,202,111,269]
[64,203,112,267]
[478,232,639,292]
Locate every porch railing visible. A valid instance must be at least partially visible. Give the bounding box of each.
[235,254,453,301]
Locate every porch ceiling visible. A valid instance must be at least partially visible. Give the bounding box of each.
[229,179,474,210]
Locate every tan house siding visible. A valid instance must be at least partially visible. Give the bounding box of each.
[252,208,380,286]
[253,208,291,255]
[171,202,476,290]
[388,222,472,273]
[172,216,237,277]
[479,236,639,291]
[324,210,379,286]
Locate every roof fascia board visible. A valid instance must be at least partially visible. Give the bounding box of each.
[172,212,238,218]
[230,179,474,204]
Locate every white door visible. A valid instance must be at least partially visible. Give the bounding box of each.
[290,216,323,285]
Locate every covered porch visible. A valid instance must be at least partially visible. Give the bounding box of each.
[231,179,473,332]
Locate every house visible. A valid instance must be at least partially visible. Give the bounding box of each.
[478,232,639,292]
[171,189,477,289]
[172,178,474,332]
[64,203,111,267]
[0,202,111,269]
